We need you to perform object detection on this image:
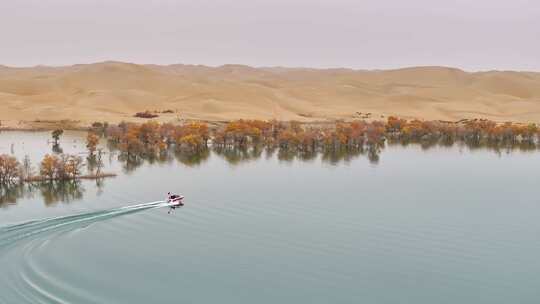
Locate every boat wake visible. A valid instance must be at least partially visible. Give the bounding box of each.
[0,200,175,303]
[0,200,171,250]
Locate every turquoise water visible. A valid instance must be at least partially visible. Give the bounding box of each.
[1,131,540,303]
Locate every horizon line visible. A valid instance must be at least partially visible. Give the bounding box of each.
[1,60,539,74]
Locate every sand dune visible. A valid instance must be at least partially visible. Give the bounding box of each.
[1,61,540,127]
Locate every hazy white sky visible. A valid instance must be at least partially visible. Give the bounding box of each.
[1,0,539,70]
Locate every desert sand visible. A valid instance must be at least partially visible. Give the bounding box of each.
[1,61,540,128]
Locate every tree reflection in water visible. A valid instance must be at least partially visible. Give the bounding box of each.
[0,181,85,207]
[52,143,64,154]
[39,181,84,206]
[4,137,538,207]
[213,146,261,165]
[175,149,210,167]
[0,184,27,207]
[118,154,144,174]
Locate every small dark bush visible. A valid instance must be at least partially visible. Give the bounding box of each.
[134,111,159,119]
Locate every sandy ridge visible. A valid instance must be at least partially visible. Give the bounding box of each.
[1,61,540,128]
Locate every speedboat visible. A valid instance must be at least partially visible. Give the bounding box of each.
[167,193,184,206]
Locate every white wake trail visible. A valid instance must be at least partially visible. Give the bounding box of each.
[0,200,173,249]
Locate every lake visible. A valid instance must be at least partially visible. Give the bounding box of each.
[1,131,540,303]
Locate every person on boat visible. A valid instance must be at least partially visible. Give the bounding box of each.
[168,192,181,201]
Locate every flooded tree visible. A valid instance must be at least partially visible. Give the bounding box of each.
[0,154,22,184]
[21,155,33,179]
[174,122,209,152]
[40,154,59,180]
[39,154,84,181]
[66,155,84,178]
[95,149,104,175]
[215,120,273,147]
[51,129,64,145]
[86,132,100,155]
[119,124,145,156]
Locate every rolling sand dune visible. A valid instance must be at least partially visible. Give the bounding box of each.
[1,61,540,128]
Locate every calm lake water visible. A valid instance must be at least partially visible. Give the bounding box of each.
[1,131,540,303]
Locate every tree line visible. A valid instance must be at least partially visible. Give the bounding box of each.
[3,117,538,185]
[99,117,540,159]
[386,117,540,146]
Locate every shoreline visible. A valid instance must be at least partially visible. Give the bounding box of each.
[1,116,538,132]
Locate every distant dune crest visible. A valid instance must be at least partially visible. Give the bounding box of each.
[1,62,540,125]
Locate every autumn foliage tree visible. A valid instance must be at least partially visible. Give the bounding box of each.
[174,122,210,152]
[40,154,58,180]
[215,120,274,147]
[39,154,84,181]
[105,120,211,157]
[386,116,407,133]
[0,154,21,184]
[118,124,145,156]
[86,132,100,155]
[381,116,540,150]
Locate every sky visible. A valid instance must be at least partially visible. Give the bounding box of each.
[1,0,539,71]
